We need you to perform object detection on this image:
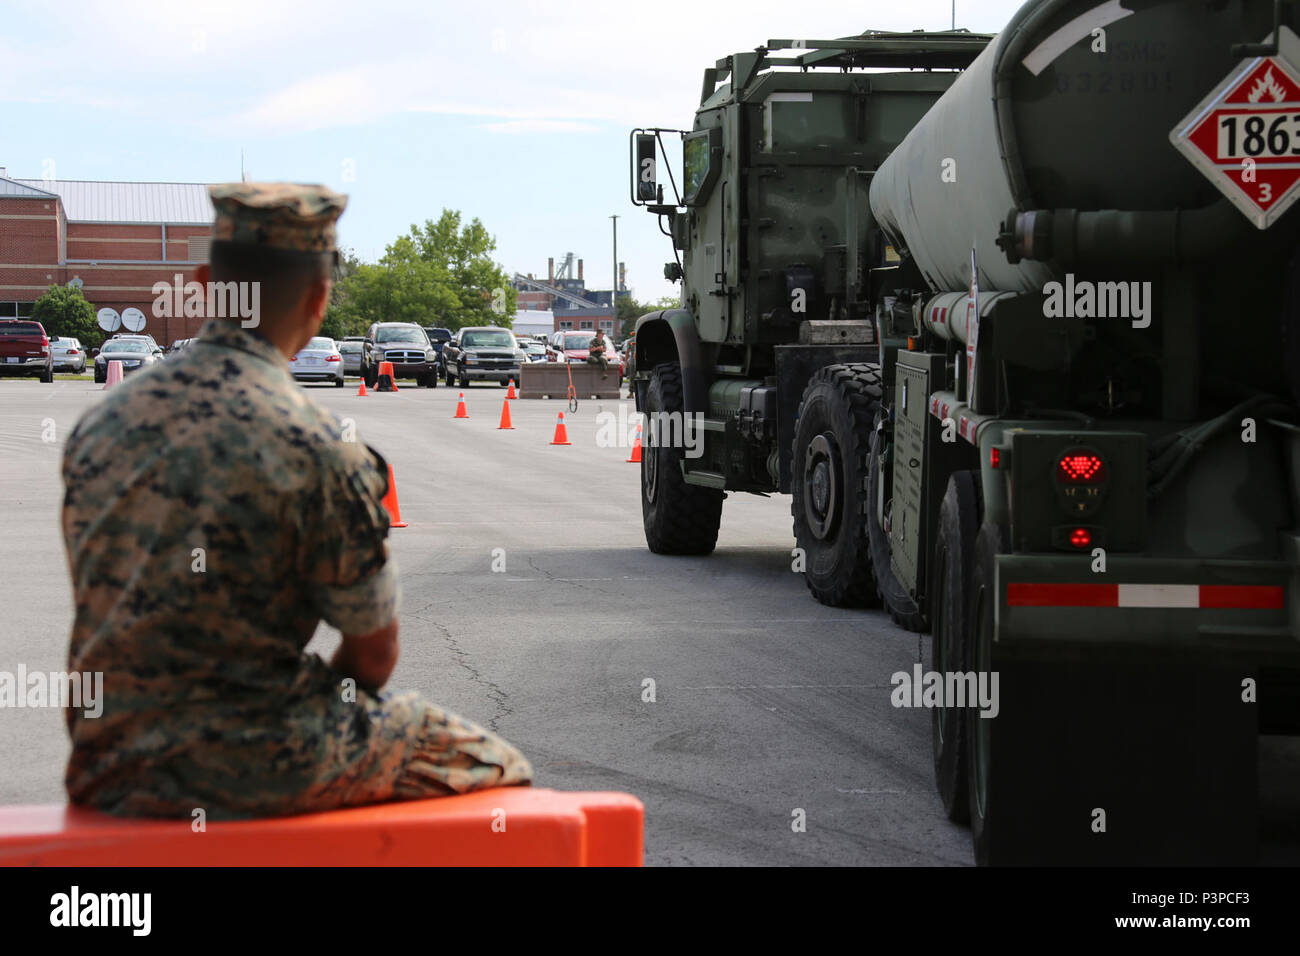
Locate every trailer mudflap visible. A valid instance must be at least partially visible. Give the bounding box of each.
[977,554,1294,864]
[983,655,1258,865]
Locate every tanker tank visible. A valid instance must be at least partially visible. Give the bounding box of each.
[869,0,1282,293]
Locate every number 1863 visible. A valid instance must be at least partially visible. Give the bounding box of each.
[1219,112,1300,159]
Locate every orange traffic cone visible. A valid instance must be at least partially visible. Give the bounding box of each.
[381,463,407,528]
[357,380,368,397]
[377,361,398,392]
[498,397,514,430]
[550,412,571,446]
[103,360,123,390]
[506,378,517,399]
[454,392,469,418]
[626,424,643,463]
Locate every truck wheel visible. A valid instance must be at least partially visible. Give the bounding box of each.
[930,470,982,823]
[445,367,454,386]
[866,426,927,629]
[41,364,54,383]
[791,364,880,607]
[966,521,1004,866]
[364,366,378,389]
[642,362,723,555]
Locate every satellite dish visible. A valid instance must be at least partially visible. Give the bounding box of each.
[122,308,146,332]
[67,276,83,289]
[97,308,121,333]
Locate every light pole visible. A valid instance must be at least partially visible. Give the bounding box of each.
[610,214,619,340]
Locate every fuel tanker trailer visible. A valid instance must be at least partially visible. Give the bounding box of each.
[631,0,1300,864]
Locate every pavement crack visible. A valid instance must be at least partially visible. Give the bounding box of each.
[414,615,513,733]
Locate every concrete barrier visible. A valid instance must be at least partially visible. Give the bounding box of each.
[519,362,619,400]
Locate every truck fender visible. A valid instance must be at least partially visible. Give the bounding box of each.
[632,310,707,414]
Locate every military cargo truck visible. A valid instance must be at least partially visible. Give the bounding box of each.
[631,2,1300,864]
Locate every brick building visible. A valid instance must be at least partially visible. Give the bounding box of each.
[512,254,623,335]
[0,171,213,345]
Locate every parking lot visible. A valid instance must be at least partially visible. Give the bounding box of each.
[3,376,1298,865]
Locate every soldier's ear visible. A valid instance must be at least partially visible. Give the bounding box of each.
[304,277,331,324]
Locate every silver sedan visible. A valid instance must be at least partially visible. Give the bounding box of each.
[289,336,345,387]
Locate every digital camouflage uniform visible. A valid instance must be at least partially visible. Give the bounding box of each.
[60,182,532,819]
[587,332,609,375]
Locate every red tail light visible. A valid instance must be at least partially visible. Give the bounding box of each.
[326,355,341,362]
[1054,446,1109,517]
[1069,527,1092,548]
[1057,451,1106,483]
[67,349,79,355]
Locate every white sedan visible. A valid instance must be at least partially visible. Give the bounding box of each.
[289,336,345,387]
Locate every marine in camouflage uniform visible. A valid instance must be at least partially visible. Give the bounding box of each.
[61,182,532,819]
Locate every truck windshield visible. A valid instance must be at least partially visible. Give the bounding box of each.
[462,331,515,348]
[377,327,427,344]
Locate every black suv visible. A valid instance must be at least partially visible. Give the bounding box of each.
[423,326,452,376]
[361,323,438,388]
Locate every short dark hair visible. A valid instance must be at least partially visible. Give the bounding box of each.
[208,241,337,315]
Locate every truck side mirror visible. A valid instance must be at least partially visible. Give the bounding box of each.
[635,134,657,202]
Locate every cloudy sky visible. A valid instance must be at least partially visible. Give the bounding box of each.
[2,0,1026,302]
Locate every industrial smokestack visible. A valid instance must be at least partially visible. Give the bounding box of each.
[578,258,584,281]
[548,257,554,282]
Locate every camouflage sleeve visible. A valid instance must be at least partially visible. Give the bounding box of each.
[306,443,400,636]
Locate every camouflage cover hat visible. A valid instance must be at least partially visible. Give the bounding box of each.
[209,182,347,253]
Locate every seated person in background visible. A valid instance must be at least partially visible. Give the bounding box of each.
[587,328,610,377]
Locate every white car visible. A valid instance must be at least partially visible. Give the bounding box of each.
[289,336,345,387]
[50,337,87,373]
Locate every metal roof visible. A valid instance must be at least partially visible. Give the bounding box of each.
[12,178,214,224]
[0,176,58,199]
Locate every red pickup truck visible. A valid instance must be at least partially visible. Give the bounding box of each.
[0,320,54,382]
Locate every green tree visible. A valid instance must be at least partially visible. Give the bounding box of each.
[324,211,517,337]
[31,285,98,345]
[403,210,516,330]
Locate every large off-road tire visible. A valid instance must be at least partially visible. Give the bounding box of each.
[790,364,881,607]
[866,426,927,630]
[642,362,723,555]
[966,521,1004,866]
[930,470,982,824]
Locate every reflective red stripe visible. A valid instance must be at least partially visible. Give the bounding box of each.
[1199,585,1285,609]
[1007,583,1116,607]
[1007,582,1285,608]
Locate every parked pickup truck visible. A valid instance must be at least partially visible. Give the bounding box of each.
[442,326,523,388]
[0,320,54,382]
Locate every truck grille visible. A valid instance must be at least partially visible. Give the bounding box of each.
[383,350,426,363]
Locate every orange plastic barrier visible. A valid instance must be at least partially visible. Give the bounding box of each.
[0,788,643,867]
